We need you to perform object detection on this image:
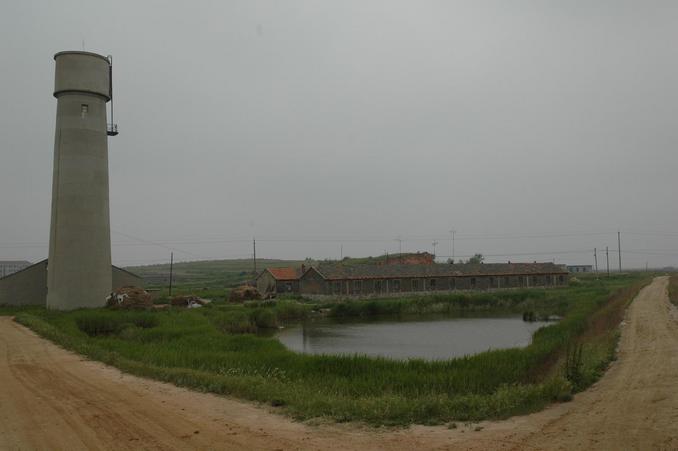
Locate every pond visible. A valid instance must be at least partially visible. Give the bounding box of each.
[273,314,553,360]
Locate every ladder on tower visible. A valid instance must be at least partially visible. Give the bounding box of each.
[107,55,119,137]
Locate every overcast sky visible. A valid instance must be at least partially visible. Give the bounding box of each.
[1,1,677,268]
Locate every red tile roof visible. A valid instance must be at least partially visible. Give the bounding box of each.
[267,267,300,281]
[312,262,568,280]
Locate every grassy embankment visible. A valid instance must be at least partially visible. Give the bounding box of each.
[668,274,678,307]
[12,274,647,426]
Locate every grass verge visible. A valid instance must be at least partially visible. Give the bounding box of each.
[668,274,678,307]
[14,274,648,426]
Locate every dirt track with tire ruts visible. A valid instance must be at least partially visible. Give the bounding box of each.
[0,277,676,450]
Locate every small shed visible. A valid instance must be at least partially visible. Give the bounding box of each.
[256,267,303,296]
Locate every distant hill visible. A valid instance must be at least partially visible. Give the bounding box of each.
[327,252,434,266]
[126,253,435,289]
[126,259,304,289]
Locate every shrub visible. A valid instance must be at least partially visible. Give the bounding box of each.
[213,311,257,334]
[274,300,311,321]
[74,311,158,337]
[131,313,159,329]
[250,309,278,329]
[76,315,123,336]
[564,343,584,389]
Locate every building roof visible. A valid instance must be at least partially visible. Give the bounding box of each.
[0,260,46,281]
[311,262,568,281]
[0,260,31,266]
[265,267,301,281]
[0,259,142,281]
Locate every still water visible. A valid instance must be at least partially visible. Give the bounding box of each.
[274,315,552,360]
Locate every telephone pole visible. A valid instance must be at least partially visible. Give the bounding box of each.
[594,248,598,273]
[253,238,257,274]
[168,252,174,297]
[617,231,622,273]
[432,241,438,261]
[606,246,610,277]
[449,229,456,262]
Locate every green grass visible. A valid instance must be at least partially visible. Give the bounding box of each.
[126,259,305,293]
[0,305,45,316]
[326,288,563,318]
[14,273,648,426]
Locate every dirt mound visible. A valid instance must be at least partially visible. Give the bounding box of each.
[229,285,262,302]
[106,286,153,310]
[170,295,210,308]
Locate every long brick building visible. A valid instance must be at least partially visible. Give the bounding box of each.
[256,262,568,298]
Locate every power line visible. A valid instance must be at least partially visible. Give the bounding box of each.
[110,230,208,259]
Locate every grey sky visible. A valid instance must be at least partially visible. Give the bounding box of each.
[1,1,677,268]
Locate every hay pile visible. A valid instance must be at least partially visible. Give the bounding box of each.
[106,286,153,310]
[229,285,262,302]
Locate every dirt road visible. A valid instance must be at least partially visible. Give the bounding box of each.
[1,277,676,450]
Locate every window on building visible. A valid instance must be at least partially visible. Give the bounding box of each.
[489,277,494,287]
[471,277,476,288]
[285,282,293,292]
[353,280,361,293]
[503,276,509,286]
[558,275,564,284]
[392,279,401,291]
[429,279,436,289]
[81,104,88,118]
[375,280,382,291]
[412,279,420,291]
[532,276,538,285]
[333,282,341,294]
[451,278,456,289]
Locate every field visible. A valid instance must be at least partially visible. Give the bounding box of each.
[14,273,648,426]
[125,258,304,298]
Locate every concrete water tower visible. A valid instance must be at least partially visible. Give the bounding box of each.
[47,51,117,310]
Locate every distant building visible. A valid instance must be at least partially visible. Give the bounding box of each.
[567,265,593,274]
[0,261,31,278]
[256,266,305,296]
[0,260,143,306]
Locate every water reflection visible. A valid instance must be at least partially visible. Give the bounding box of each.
[274,314,553,360]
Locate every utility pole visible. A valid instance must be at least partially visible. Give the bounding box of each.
[168,252,174,297]
[253,238,257,274]
[432,241,438,261]
[594,248,598,273]
[449,229,456,262]
[617,231,622,273]
[340,244,343,260]
[606,246,610,277]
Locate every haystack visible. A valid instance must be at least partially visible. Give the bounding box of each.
[229,285,262,302]
[106,286,153,310]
